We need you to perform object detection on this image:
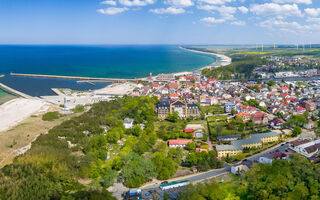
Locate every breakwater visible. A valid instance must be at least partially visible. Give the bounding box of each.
[0,83,33,99]
[10,73,138,83]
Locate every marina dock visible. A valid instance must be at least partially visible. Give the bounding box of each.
[10,73,138,83]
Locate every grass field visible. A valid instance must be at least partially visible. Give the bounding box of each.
[200,105,224,114]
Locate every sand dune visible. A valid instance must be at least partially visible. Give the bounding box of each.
[0,98,47,132]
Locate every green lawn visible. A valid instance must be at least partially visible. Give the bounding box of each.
[207,115,229,122]
[200,105,224,114]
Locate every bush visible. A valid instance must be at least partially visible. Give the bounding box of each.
[72,105,85,113]
[42,111,60,121]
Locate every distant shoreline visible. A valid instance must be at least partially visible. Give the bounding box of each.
[169,47,232,77]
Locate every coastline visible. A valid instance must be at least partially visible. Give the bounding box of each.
[172,47,232,77]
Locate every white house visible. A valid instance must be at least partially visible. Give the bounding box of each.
[290,139,320,158]
[124,118,134,129]
[258,156,273,164]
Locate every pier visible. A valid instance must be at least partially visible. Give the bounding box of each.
[0,83,34,99]
[76,80,96,85]
[10,73,138,83]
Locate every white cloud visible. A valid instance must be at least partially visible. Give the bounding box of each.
[101,0,117,5]
[272,0,312,4]
[97,7,128,15]
[197,5,237,14]
[200,17,226,23]
[250,3,303,17]
[197,5,237,20]
[165,0,194,7]
[150,7,185,14]
[305,8,320,17]
[238,6,248,14]
[231,21,246,26]
[119,0,156,7]
[259,18,320,33]
[197,0,235,5]
[306,17,320,23]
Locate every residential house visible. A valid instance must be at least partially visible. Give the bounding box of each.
[269,118,283,129]
[168,139,193,148]
[304,101,316,112]
[290,139,320,158]
[225,101,236,113]
[304,119,315,129]
[252,112,268,125]
[236,113,251,122]
[124,118,134,129]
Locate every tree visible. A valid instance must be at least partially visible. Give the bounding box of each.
[186,142,196,151]
[131,125,143,136]
[231,109,236,115]
[122,153,157,188]
[268,80,275,86]
[290,115,307,127]
[292,126,302,137]
[167,112,179,122]
[215,124,223,136]
[101,168,117,188]
[72,105,85,113]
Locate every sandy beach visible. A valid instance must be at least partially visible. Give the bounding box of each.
[180,47,232,67]
[0,98,47,132]
[94,82,136,96]
[169,47,232,77]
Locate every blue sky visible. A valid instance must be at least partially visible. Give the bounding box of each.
[0,0,320,44]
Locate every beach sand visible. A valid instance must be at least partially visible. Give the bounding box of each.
[94,82,136,96]
[181,47,232,67]
[170,47,232,77]
[0,98,48,132]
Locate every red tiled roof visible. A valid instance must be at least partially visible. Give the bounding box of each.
[183,129,194,133]
[296,106,306,111]
[195,148,208,152]
[169,139,193,145]
[170,93,179,97]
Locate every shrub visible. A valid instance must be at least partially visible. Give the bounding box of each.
[42,111,60,121]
